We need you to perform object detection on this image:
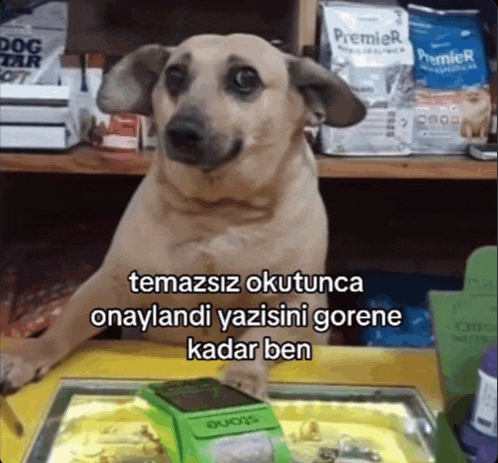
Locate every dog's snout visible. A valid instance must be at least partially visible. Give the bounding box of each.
[167,118,205,148]
[165,109,243,171]
[166,114,208,165]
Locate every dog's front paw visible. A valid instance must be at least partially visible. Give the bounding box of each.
[223,360,268,398]
[0,350,52,395]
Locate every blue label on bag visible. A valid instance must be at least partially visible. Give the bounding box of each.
[409,6,489,90]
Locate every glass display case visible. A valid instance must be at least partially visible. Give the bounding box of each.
[23,379,437,463]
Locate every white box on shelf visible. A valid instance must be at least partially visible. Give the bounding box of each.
[140,116,157,151]
[0,126,67,149]
[0,82,92,149]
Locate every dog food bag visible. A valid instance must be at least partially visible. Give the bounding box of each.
[319,1,416,156]
[0,1,68,85]
[408,4,492,154]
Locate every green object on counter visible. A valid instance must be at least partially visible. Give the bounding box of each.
[429,246,497,403]
[435,411,470,463]
[138,377,292,463]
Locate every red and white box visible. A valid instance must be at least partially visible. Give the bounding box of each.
[99,113,141,150]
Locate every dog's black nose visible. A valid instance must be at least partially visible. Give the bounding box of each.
[166,115,206,164]
[168,125,204,148]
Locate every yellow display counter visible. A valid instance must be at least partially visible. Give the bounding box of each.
[1,340,444,463]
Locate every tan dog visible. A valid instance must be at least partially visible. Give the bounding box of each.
[0,34,365,397]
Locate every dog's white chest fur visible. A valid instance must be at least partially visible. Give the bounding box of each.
[166,228,263,276]
[202,234,244,251]
[165,232,245,260]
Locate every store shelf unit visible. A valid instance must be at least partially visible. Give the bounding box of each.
[0,148,495,180]
[0,0,495,285]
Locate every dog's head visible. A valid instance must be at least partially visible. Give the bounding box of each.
[98,34,366,174]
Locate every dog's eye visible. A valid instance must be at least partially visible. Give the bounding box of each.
[165,66,188,94]
[230,67,261,94]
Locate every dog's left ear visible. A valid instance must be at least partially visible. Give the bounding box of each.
[97,44,173,115]
[287,56,366,127]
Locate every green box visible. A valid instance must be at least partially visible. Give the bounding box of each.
[429,246,497,462]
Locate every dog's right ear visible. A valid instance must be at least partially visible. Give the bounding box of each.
[287,55,366,128]
[97,44,173,115]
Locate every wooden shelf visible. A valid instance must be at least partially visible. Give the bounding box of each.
[0,146,150,176]
[316,154,497,180]
[0,145,496,179]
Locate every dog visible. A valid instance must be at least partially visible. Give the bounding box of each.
[0,34,366,398]
[460,89,491,139]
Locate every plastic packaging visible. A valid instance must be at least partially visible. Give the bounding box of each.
[408,4,492,154]
[0,1,68,85]
[460,345,497,463]
[319,1,415,155]
[472,345,497,438]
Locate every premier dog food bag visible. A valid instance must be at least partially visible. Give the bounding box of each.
[319,1,416,156]
[408,4,492,154]
[0,1,68,85]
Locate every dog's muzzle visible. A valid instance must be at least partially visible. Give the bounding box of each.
[165,113,243,172]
